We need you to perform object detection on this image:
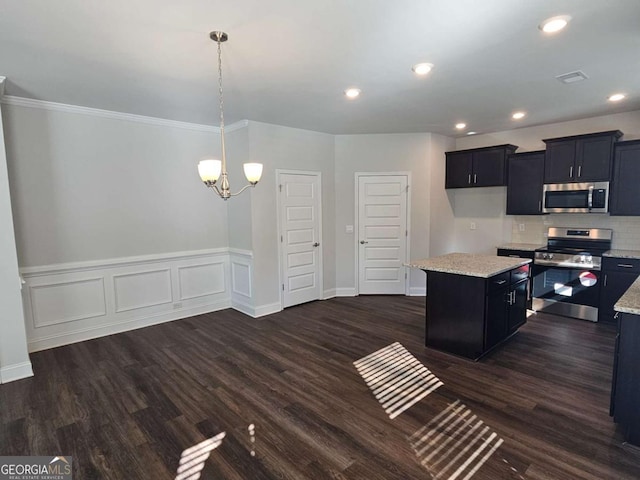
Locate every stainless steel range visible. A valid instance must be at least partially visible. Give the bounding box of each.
[532,227,612,322]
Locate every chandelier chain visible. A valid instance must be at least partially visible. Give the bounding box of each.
[217,37,224,132]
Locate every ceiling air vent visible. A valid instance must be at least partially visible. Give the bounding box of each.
[556,70,589,84]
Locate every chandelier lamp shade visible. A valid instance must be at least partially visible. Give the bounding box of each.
[198,31,263,200]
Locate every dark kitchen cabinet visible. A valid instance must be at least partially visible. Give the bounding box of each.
[599,257,640,324]
[486,276,528,351]
[497,248,534,309]
[506,151,545,215]
[445,144,518,189]
[543,131,622,183]
[611,311,640,446]
[610,140,640,216]
[425,264,529,360]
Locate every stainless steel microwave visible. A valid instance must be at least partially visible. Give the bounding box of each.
[542,182,609,213]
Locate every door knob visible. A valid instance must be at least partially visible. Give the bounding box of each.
[360,240,368,244]
[313,242,320,247]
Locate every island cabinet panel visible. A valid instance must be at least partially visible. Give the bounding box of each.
[611,312,640,446]
[426,265,529,361]
[426,272,486,360]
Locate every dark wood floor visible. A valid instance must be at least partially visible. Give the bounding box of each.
[2,296,639,479]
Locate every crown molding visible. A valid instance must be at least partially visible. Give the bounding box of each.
[225,120,249,132]
[0,95,247,134]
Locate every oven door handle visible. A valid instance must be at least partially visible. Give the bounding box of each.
[587,185,594,211]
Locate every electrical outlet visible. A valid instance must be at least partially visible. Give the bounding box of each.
[173,303,182,310]
[470,221,477,230]
[518,223,525,232]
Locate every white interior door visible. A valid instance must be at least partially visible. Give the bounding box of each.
[278,172,322,308]
[358,175,408,294]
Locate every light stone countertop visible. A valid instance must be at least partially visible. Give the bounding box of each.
[615,276,640,315]
[406,252,531,278]
[604,249,640,259]
[497,243,545,252]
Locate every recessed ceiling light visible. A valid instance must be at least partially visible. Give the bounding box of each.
[455,123,466,130]
[467,131,477,136]
[608,93,626,102]
[344,88,361,99]
[512,111,526,120]
[539,15,571,33]
[412,63,434,76]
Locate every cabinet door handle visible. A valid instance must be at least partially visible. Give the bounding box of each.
[360,240,368,244]
[474,173,477,184]
[508,255,519,258]
[495,279,507,285]
[578,165,582,177]
[604,274,608,287]
[570,165,574,178]
[468,173,472,184]
[313,242,320,247]
[617,264,634,268]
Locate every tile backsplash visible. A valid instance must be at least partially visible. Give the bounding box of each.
[511,215,640,250]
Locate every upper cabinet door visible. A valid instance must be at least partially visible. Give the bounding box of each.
[473,148,507,187]
[544,140,576,183]
[543,131,622,184]
[610,140,640,216]
[576,135,614,182]
[445,145,517,189]
[506,151,545,215]
[445,151,473,188]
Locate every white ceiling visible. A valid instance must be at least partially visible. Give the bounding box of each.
[1,0,639,136]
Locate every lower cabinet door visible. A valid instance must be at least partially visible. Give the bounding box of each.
[486,288,508,350]
[508,279,528,333]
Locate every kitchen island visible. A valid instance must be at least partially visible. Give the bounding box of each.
[610,274,640,447]
[408,253,531,360]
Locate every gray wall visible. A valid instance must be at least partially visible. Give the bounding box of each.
[334,133,433,293]
[247,121,336,307]
[3,104,227,266]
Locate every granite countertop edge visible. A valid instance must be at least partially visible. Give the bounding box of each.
[406,253,531,279]
[604,249,640,260]
[496,243,545,252]
[615,276,640,316]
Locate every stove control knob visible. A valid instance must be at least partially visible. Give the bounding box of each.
[543,254,549,260]
[548,254,554,260]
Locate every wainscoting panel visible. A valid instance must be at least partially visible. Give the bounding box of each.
[21,249,238,352]
[229,249,258,317]
[29,277,107,328]
[179,262,226,301]
[113,269,173,313]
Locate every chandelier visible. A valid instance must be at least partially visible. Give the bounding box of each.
[197,31,263,200]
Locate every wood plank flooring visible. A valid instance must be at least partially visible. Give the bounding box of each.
[1,296,639,479]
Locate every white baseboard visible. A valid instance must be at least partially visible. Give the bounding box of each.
[336,287,357,297]
[322,288,337,299]
[408,287,427,296]
[253,302,282,318]
[28,299,231,352]
[231,298,256,317]
[0,361,34,383]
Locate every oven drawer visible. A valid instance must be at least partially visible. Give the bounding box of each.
[603,257,640,273]
[510,265,530,283]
